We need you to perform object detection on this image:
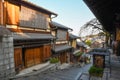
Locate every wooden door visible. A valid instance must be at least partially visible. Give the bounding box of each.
[25,47,43,67]
[43,45,51,61]
[60,53,64,64]
[14,48,23,72]
[60,53,67,64]
[25,48,34,67]
[34,47,43,64]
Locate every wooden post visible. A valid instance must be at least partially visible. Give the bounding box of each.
[0,0,4,25]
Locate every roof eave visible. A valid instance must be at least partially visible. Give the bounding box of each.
[10,0,57,16]
[83,0,115,33]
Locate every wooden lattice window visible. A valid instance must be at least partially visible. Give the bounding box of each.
[20,6,47,29]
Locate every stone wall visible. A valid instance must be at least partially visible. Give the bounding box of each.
[0,35,15,80]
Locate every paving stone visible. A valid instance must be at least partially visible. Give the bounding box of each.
[13,63,92,80]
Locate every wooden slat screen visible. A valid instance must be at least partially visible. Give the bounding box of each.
[34,47,42,64]
[20,6,47,29]
[6,2,19,25]
[14,48,23,72]
[57,30,67,40]
[25,48,34,67]
[43,45,51,61]
[25,47,43,67]
[60,53,67,64]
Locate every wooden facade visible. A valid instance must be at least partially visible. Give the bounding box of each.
[69,34,79,63]
[60,52,68,64]
[6,1,19,25]
[57,30,68,40]
[43,45,51,61]
[69,34,78,48]
[50,22,72,64]
[116,27,120,40]
[24,47,43,67]
[19,6,48,29]
[1,0,57,72]
[14,44,51,71]
[14,48,23,72]
[0,1,3,24]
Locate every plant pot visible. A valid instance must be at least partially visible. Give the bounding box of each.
[89,66,104,79]
[90,76,102,80]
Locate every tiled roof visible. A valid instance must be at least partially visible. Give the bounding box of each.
[69,34,79,39]
[11,0,57,16]
[51,21,72,30]
[0,26,11,36]
[77,42,86,47]
[13,33,55,40]
[89,48,110,56]
[52,44,72,53]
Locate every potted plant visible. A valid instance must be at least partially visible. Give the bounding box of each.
[50,58,60,70]
[74,51,83,57]
[89,66,104,80]
[50,58,59,63]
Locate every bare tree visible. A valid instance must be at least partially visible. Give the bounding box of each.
[79,18,105,37]
[79,18,110,47]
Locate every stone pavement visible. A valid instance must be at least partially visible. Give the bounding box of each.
[11,52,120,80]
[107,55,120,80]
[11,63,92,80]
[16,61,51,76]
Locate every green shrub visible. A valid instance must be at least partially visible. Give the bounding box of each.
[50,58,59,63]
[89,66,104,77]
[74,52,83,57]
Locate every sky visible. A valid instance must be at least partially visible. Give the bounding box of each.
[30,0,95,36]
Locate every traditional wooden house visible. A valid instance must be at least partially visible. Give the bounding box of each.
[50,21,73,64]
[69,33,79,49]
[77,42,86,51]
[68,33,79,63]
[0,0,57,75]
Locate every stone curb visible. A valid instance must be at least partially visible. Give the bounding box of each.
[9,64,56,80]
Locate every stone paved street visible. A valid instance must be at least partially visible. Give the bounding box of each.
[107,55,120,80]
[11,53,120,80]
[12,63,92,80]
[10,52,120,80]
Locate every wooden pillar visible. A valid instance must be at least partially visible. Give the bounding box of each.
[0,0,4,25]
